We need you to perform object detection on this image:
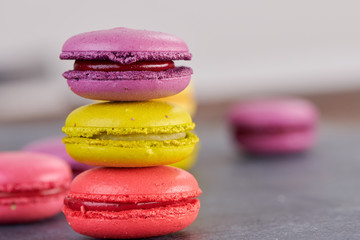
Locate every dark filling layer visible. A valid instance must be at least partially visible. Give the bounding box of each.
[64,196,196,212]
[235,125,311,136]
[74,60,175,72]
[0,187,67,198]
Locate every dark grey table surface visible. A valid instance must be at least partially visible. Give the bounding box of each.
[1,118,360,240]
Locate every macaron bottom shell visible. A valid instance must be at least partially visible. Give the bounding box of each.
[63,199,200,239]
[236,129,315,154]
[64,136,197,167]
[67,75,191,101]
[0,193,67,224]
[169,142,199,170]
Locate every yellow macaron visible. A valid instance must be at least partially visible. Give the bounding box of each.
[62,101,199,167]
[169,141,199,170]
[155,81,197,116]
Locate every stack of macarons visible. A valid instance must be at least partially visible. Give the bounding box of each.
[60,27,201,239]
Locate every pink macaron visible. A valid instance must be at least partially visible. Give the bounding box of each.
[60,27,193,101]
[228,98,318,154]
[22,136,93,175]
[0,152,72,223]
[63,166,202,239]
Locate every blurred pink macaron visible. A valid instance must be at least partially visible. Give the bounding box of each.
[228,98,318,155]
[0,151,72,223]
[23,137,93,175]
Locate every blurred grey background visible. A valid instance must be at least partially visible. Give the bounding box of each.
[1,0,360,121]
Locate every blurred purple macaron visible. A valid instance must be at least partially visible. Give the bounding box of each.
[227,98,318,155]
[22,137,93,174]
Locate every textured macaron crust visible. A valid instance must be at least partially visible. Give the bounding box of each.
[0,152,72,223]
[63,166,202,239]
[60,27,193,101]
[228,98,318,154]
[62,101,199,167]
[23,137,92,173]
[63,67,192,101]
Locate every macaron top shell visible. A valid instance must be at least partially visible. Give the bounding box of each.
[63,101,195,137]
[60,27,191,63]
[68,166,202,202]
[0,152,72,192]
[228,98,318,129]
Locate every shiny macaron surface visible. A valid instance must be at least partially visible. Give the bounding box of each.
[61,27,191,58]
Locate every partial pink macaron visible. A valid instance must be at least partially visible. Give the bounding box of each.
[60,27,193,101]
[228,98,318,154]
[22,136,93,175]
[0,152,72,223]
[63,166,202,239]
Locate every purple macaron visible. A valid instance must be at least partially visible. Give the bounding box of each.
[228,98,318,155]
[60,27,193,101]
[22,137,93,174]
